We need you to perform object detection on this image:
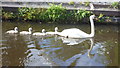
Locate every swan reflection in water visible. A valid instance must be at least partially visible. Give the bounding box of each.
[60,37,92,46]
[42,37,96,66]
[60,37,95,58]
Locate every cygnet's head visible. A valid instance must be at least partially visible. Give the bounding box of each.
[90,15,95,19]
[55,27,58,32]
[29,28,32,31]
[42,29,46,33]
[14,27,18,31]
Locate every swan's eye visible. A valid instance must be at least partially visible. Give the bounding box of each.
[66,36,69,38]
[16,29,18,31]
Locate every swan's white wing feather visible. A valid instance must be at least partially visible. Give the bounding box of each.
[7,30,14,32]
[6,30,18,33]
[46,32,55,34]
[20,31,28,33]
[20,31,31,34]
[46,32,60,35]
[33,32,45,35]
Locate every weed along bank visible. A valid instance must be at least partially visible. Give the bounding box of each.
[2,1,120,24]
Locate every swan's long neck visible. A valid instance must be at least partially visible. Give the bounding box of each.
[29,30,32,33]
[55,27,58,33]
[89,17,95,37]
[42,29,46,33]
[15,29,17,31]
[88,38,94,58]
[89,39,94,51]
[55,30,58,33]
[14,28,18,32]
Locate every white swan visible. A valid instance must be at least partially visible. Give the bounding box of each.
[59,15,95,38]
[20,28,32,35]
[6,27,18,34]
[33,29,46,36]
[46,27,59,35]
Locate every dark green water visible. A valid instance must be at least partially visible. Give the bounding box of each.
[1,21,118,66]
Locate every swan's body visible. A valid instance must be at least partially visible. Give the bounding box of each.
[6,27,18,34]
[46,27,60,35]
[20,28,32,35]
[33,29,46,36]
[59,15,95,38]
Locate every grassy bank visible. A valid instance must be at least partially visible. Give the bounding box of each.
[2,4,113,24]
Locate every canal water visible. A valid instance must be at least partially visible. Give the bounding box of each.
[1,21,118,66]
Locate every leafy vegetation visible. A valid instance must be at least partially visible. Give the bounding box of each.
[68,1,75,5]
[75,9,92,22]
[97,14,105,22]
[95,13,112,23]
[2,4,112,24]
[111,2,120,9]
[2,12,16,19]
[84,2,90,6]
[45,4,67,23]
[98,13,104,18]
[79,2,83,5]
[18,7,36,20]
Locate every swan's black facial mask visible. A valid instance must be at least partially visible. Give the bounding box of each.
[16,28,18,31]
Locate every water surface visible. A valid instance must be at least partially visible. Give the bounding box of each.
[1,21,118,66]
